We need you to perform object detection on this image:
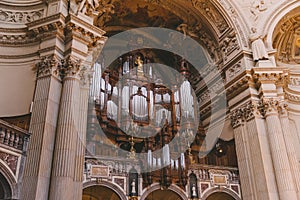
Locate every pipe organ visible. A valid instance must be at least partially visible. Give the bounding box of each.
[89,51,199,188]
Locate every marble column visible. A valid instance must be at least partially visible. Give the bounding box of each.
[231,109,256,200]
[279,103,300,199]
[264,98,298,200]
[49,57,82,200]
[73,66,92,199]
[21,56,62,200]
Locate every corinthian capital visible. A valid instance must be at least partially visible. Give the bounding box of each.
[37,55,61,78]
[230,100,263,128]
[262,98,279,116]
[60,57,83,79]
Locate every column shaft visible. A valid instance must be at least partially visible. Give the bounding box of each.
[265,110,297,199]
[49,77,81,200]
[246,118,279,199]
[73,84,90,199]
[280,109,300,199]
[233,125,256,200]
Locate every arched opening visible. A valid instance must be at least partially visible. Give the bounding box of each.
[206,192,235,200]
[82,185,121,200]
[145,189,183,200]
[0,171,12,200]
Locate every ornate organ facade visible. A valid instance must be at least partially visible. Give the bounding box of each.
[0,0,300,200]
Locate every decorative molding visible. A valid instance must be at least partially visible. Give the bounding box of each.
[285,92,300,102]
[0,9,44,24]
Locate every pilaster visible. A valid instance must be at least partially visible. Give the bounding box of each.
[21,55,62,200]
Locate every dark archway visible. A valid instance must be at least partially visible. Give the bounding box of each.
[0,171,12,200]
[82,185,122,200]
[145,189,183,200]
[206,192,235,200]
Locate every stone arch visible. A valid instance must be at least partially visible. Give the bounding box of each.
[140,183,188,200]
[201,187,241,200]
[0,160,17,199]
[83,180,127,200]
[262,0,300,49]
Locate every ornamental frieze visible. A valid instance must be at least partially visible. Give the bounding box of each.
[0,9,44,24]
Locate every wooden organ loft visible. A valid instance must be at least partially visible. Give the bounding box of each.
[86,50,238,191]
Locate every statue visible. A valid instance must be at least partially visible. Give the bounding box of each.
[135,56,144,75]
[131,179,136,194]
[249,27,269,62]
[77,0,99,15]
[192,184,197,197]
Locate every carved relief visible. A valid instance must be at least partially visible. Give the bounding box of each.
[0,9,44,23]
[0,152,19,175]
[250,0,267,21]
[220,31,239,61]
[190,0,228,33]
[226,62,243,82]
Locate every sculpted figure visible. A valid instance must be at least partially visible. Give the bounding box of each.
[249,27,269,62]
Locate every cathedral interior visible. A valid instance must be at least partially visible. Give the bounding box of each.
[0,0,300,200]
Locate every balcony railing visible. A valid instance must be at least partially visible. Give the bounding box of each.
[0,119,30,153]
[189,163,240,183]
